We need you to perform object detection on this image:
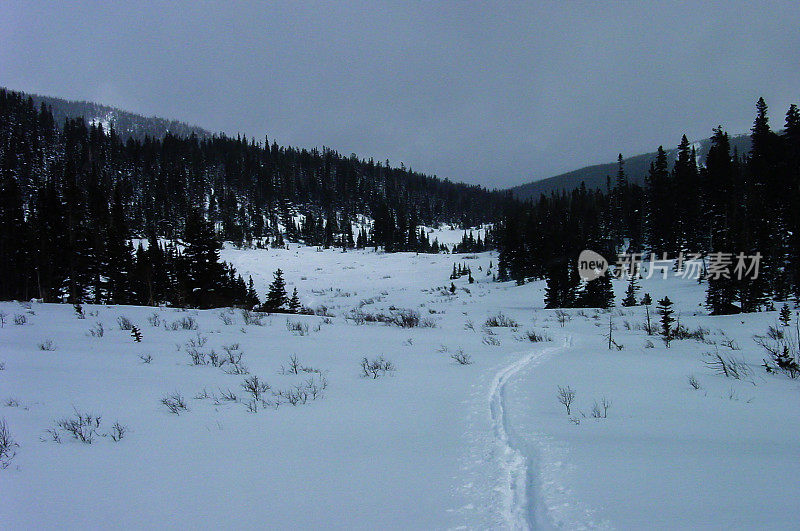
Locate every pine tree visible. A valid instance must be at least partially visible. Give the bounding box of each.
[288,287,301,313]
[246,276,259,309]
[621,275,639,306]
[779,304,792,327]
[182,208,225,308]
[578,273,614,309]
[263,268,288,312]
[657,296,675,347]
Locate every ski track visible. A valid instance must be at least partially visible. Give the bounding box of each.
[488,337,568,530]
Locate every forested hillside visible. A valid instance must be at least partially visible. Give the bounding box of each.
[497,98,800,313]
[0,88,507,306]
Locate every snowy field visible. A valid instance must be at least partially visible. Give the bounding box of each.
[2,242,799,529]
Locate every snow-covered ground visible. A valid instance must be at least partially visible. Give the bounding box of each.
[1,244,798,529]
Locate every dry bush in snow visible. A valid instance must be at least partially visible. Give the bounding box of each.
[361,356,395,378]
[0,418,18,468]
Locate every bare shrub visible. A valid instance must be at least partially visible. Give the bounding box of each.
[557,385,576,415]
[392,309,425,328]
[4,398,20,408]
[139,353,153,364]
[283,354,302,375]
[187,348,208,366]
[485,312,518,328]
[207,350,226,368]
[241,309,265,326]
[242,376,270,402]
[13,314,27,325]
[117,316,134,330]
[360,356,395,378]
[57,410,102,443]
[720,337,740,350]
[591,397,611,418]
[172,316,198,330]
[109,422,127,442]
[673,325,710,342]
[219,388,238,402]
[89,321,105,338]
[643,339,655,349]
[147,312,162,327]
[161,393,188,414]
[38,339,56,351]
[451,349,473,365]
[688,375,702,390]
[555,310,570,327]
[286,320,309,335]
[0,418,18,468]
[703,350,751,380]
[218,312,234,325]
[482,335,501,346]
[525,329,550,342]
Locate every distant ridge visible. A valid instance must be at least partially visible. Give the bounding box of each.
[13,89,213,141]
[509,133,751,200]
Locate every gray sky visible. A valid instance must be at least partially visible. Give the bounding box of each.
[2,1,799,189]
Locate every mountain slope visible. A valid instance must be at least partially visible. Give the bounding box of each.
[14,89,214,141]
[509,134,751,199]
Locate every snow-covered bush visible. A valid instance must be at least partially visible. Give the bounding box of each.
[13,314,26,325]
[117,316,134,330]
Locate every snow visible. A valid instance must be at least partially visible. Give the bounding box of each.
[1,246,799,529]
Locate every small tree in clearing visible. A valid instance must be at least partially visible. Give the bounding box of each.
[288,287,301,313]
[131,325,143,342]
[779,304,791,327]
[263,269,288,312]
[621,275,640,307]
[557,385,575,415]
[657,296,675,347]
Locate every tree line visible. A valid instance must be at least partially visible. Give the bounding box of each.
[0,88,508,306]
[497,98,800,312]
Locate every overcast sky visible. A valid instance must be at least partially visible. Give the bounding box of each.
[2,1,799,188]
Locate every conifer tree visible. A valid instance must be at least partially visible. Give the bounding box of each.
[264,268,288,311]
[621,275,639,306]
[657,296,675,347]
[288,287,301,313]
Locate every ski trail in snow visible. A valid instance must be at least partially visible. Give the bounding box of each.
[488,338,568,530]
